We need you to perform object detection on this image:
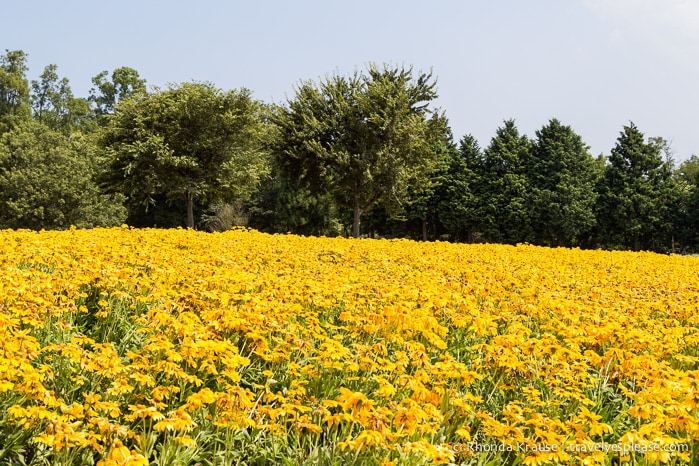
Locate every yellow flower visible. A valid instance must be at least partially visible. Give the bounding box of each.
[97,440,148,466]
[174,435,197,448]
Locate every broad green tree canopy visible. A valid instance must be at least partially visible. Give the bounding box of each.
[31,64,92,133]
[272,64,449,237]
[100,82,270,228]
[0,120,126,229]
[0,49,31,133]
[90,67,146,119]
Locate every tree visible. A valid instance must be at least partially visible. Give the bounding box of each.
[526,118,598,246]
[246,169,343,236]
[0,49,31,134]
[480,120,532,244]
[272,64,449,238]
[401,119,453,241]
[597,123,678,251]
[676,154,699,187]
[436,134,483,242]
[89,67,146,119]
[100,82,269,228]
[648,137,684,252]
[677,155,699,252]
[403,178,443,241]
[0,120,126,229]
[31,64,92,133]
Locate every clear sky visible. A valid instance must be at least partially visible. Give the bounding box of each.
[4,0,698,161]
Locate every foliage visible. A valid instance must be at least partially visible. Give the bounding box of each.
[674,155,699,251]
[0,48,696,253]
[1,228,699,465]
[200,200,249,232]
[0,120,126,229]
[100,82,270,228]
[246,170,344,237]
[89,67,147,120]
[396,124,456,242]
[526,118,599,247]
[676,155,699,187]
[596,123,680,252]
[31,64,93,134]
[479,120,533,244]
[272,64,449,237]
[0,49,31,134]
[436,135,485,242]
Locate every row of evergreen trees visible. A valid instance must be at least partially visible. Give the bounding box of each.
[1,49,698,253]
[248,119,698,253]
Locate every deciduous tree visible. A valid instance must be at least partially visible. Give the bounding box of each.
[0,49,31,134]
[0,120,126,229]
[89,67,146,119]
[273,64,449,238]
[100,82,269,228]
[31,64,91,133]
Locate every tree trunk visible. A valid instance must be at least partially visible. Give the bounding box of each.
[187,192,195,229]
[633,233,640,252]
[352,201,362,238]
[422,218,428,241]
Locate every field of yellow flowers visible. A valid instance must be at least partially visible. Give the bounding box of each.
[1,227,699,465]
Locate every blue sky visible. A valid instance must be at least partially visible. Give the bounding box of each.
[4,0,698,160]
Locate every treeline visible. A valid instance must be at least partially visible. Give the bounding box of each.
[1,49,699,253]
